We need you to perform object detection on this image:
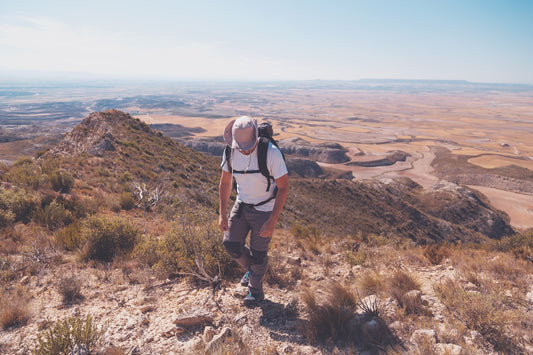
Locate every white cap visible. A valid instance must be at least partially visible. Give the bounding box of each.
[223,116,258,151]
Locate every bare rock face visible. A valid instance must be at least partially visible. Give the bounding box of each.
[346,150,409,167]
[279,137,350,164]
[46,110,135,157]
[286,158,324,178]
[173,309,214,327]
[183,138,226,156]
[45,109,166,159]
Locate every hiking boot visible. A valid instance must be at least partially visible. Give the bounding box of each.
[240,271,250,287]
[243,291,264,306]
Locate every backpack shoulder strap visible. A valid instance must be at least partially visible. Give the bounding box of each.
[257,137,273,192]
[222,145,232,173]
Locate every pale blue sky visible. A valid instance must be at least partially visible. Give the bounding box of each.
[1,0,532,83]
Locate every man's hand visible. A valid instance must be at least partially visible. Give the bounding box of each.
[219,214,229,232]
[259,217,276,238]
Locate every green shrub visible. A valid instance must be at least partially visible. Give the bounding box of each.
[151,212,236,281]
[54,223,83,251]
[0,186,41,223]
[344,247,367,266]
[133,235,161,267]
[6,160,45,190]
[81,215,140,261]
[33,200,73,231]
[34,315,103,355]
[49,171,75,193]
[491,230,533,260]
[120,172,133,183]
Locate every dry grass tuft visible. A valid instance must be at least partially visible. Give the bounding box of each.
[290,223,322,255]
[423,244,450,265]
[265,249,302,289]
[57,276,84,304]
[385,270,421,307]
[0,287,31,330]
[357,270,384,297]
[301,282,358,343]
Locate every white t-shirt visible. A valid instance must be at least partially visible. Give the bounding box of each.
[222,142,288,212]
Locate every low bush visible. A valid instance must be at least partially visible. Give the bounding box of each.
[54,223,84,251]
[0,186,41,223]
[0,209,15,226]
[142,212,237,282]
[119,192,136,211]
[265,249,301,289]
[0,257,17,282]
[5,158,46,190]
[385,270,421,309]
[357,271,384,296]
[291,223,322,254]
[301,281,397,351]
[33,200,73,231]
[80,215,140,261]
[49,171,75,193]
[33,315,103,355]
[491,230,533,260]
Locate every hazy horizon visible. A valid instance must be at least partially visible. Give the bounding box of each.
[1,1,532,84]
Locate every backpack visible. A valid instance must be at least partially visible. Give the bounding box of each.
[222,122,285,205]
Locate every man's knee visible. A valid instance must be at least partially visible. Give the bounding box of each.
[223,241,242,259]
[250,248,267,265]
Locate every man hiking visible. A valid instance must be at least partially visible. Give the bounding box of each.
[218,116,289,305]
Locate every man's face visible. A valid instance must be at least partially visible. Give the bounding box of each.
[239,142,257,155]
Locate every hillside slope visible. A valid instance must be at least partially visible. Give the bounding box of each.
[43,109,221,210]
[0,110,531,354]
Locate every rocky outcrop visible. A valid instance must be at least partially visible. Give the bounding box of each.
[46,110,151,157]
[278,137,350,164]
[183,138,226,156]
[346,150,409,167]
[286,158,324,178]
[423,181,514,239]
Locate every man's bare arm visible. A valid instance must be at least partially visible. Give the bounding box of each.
[218,170,233,231]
